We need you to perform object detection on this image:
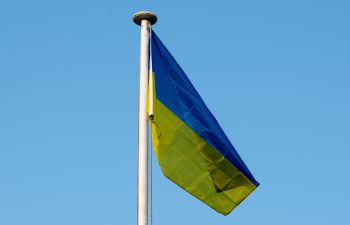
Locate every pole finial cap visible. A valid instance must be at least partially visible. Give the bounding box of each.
[133,11,157,26]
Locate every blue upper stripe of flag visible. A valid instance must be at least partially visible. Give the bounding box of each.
[151,30,259,187]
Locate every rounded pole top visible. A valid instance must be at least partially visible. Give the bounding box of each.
[133,11,157,26]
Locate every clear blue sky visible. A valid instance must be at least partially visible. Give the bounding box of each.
[1,0,349,225]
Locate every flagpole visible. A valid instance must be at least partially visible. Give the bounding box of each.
[133,11,157,225]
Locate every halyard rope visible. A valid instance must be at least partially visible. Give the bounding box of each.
[148,25,154,225]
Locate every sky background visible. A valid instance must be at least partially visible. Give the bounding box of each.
[1,0,350,225]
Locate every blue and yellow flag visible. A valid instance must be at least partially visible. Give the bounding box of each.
[149,30,259,215]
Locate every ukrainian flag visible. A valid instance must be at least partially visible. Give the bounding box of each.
[149,30,259,215]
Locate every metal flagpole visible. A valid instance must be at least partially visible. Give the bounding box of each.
[133,11,157,225]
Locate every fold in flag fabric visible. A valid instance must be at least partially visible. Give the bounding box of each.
[149,30,259,215]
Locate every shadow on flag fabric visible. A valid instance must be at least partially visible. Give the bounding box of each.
[148,30,259,215]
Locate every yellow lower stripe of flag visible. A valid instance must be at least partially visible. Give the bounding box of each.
[150,98,256,215]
